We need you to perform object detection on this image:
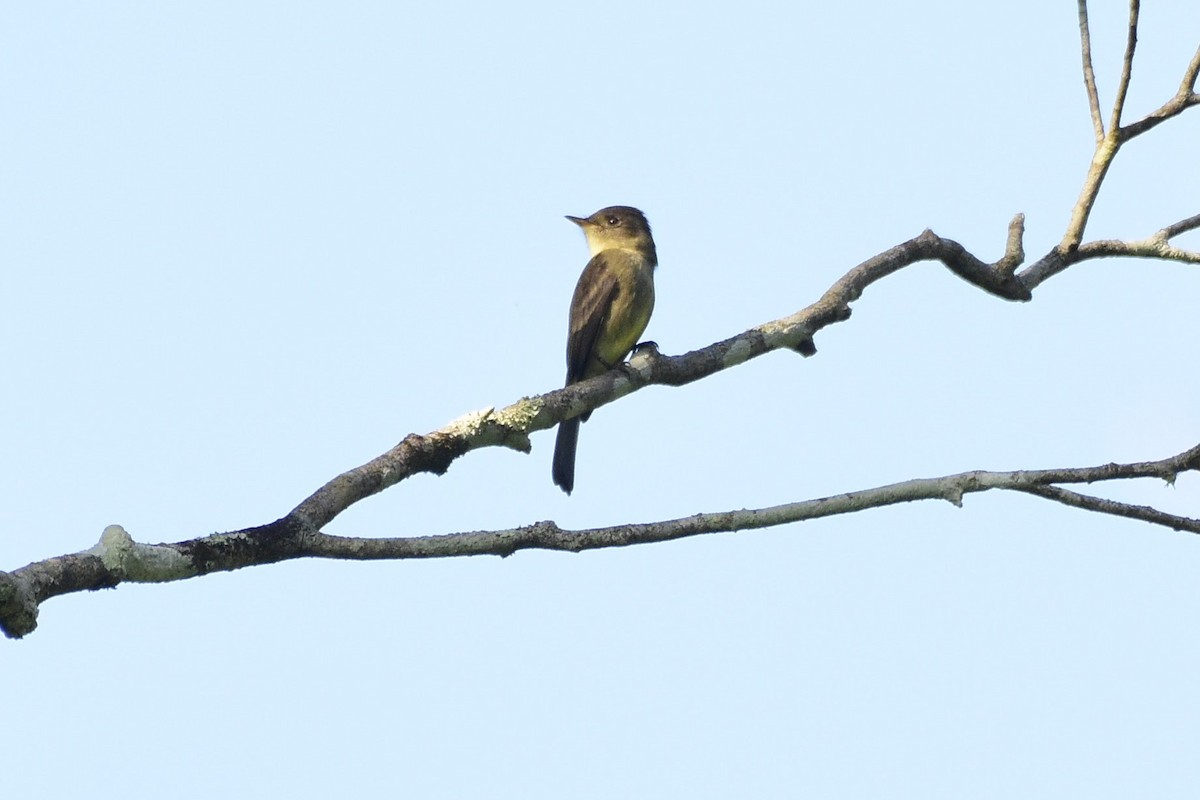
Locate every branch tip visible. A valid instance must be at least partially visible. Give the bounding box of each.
[997,213,1027,275]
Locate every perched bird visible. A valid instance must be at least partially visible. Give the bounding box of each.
[552,206,658,494]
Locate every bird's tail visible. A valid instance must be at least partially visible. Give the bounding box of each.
[552,419,580,495]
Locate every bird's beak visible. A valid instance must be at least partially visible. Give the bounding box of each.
[565,215,590,227]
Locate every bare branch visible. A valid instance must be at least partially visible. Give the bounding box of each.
[1179,43,1200,97]
[1119,43,1200,140]
[1109,0,1140,130]
[1060,137,1120,255]
[1020,212,1200,287]
[283,222,1034,534]
[997,213,1026,276]
[5,444,1198,638]
[1076,235,1200,266]
[1078,0,1106,142]
[3,208,1196,640]
[1061,16,1199,254]
[305,445,1200,561]
[1018,485,1200,534]
[1163,212,1200,240]
[1056,212,1200,276]
[4,7,1199,640]
[3,198,1197,638]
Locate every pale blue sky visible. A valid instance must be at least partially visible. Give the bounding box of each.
[4,3,1199,797]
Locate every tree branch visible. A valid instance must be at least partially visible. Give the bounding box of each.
[1059,137,1119,256]
[1017,484,1200,534]
[286,222,1035,537]
[1075,213,1200,265]
[2,206,1196,639]
[1078,0,1106,142]
[1109,0,1140,131]
[302,444,1200,560]
[1118,42,1200,140]
[4,8,1199,640]
[1060,6,1198,256]
[5,444,1199,638]
[1022,212,1200,289]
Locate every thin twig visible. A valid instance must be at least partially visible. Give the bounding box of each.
[1076,240,1200,266]
[1073,212,1200,267]
[1119,43,1200,139]
[1179,43,1200,97]
[1020,211,1200,287]
[1078,0,1106,142]
[1163,213,1200,239]
[1019,484,1200,534]
[1110,0,1141,130]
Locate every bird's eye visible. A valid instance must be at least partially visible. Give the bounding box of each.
[606,215,620,226]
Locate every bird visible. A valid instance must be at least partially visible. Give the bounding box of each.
[552,205,658,494]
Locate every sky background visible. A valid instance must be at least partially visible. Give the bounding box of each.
[3,2,1199,797]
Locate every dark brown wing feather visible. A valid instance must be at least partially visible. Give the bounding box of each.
[555,252,625,492]
[566,253,620,384]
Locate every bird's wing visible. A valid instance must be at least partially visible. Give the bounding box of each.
[566,252,620,384]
